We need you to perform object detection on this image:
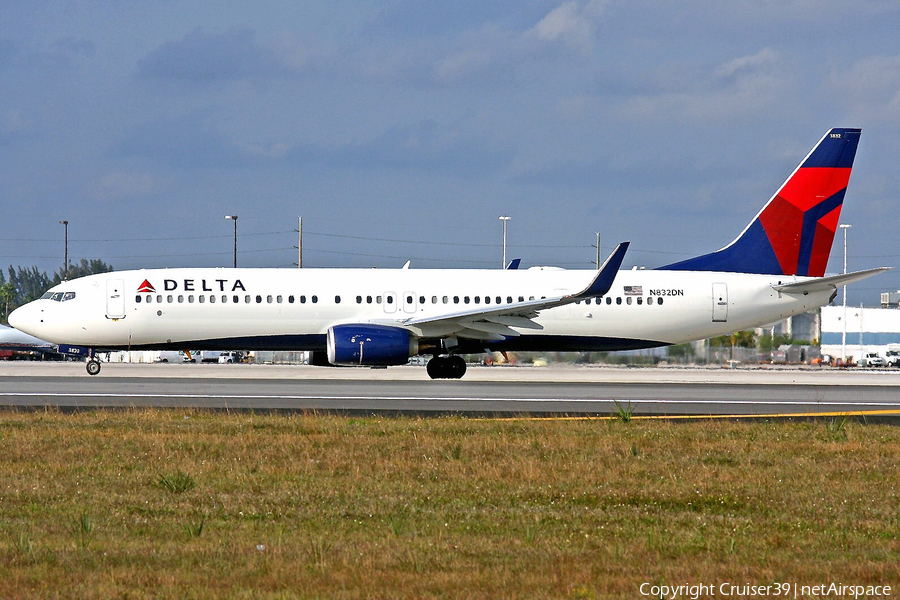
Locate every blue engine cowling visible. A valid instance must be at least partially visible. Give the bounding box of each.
[326,324,418,366]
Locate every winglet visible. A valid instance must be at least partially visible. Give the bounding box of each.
[574,242,629,299]
[506,258,521,270]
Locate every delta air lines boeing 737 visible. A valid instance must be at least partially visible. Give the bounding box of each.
[9,128,888,378]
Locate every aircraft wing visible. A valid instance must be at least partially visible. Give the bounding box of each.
[772,267,890,295]
[399,242,629,340]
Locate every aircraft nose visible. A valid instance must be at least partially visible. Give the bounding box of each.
[8,302,40,336]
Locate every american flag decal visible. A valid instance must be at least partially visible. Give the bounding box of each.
[623,285,642,296]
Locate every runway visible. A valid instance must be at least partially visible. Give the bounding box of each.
[2,362,900,418]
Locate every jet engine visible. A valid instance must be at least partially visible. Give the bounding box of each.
[326,324,418,366]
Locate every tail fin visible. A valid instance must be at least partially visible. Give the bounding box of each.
[661,128,861,276]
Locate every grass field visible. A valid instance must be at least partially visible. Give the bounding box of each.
[0,410,898,598]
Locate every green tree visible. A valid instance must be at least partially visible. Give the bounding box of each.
[52,258,113,284]
[0,282,16,324]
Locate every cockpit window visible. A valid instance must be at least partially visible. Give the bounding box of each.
[41,292,53,300]
[50,292,63,301]
[62,292,76,301]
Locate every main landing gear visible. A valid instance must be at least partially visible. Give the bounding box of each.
[426,355,467,380]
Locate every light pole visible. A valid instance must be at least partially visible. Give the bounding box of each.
[225,215,238,268]
[499,215,511,269]
[59,220,69,280]
[840,223,851,362]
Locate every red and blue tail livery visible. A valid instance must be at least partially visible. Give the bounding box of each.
[662,128,861,277]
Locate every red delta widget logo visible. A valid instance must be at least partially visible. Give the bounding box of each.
[136,278,246,293]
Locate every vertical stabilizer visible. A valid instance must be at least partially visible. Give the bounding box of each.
[661,128,861,276]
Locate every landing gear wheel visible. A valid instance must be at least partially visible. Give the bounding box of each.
[86,360,101,376]
[426,356,467,379]
[448,355,467,379]
[426,356,446,379]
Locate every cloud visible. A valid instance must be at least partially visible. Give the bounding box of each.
[616,48,790,122]
[286,120,512,176]
[0,111,30,146]
[117,112,253,168]
[136,27,290,83]
[830,55,900,124]
[0,36,94,72]
[529,0,608,52]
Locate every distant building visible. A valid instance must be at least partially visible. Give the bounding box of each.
[820,305,900,361]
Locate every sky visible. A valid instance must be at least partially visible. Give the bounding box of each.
[1,1,899,305]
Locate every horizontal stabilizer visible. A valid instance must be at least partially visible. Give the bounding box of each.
[772,267,890,294]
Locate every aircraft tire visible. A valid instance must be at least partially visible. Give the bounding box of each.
[86,360,101,376]
[448,355,467,379]
[427,356,467,379]
[426,356,446,379]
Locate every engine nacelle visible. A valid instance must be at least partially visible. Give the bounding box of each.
[326,324,418,366]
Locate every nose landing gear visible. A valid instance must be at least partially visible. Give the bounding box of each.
[86,359,101,376]
[426,355,467,379]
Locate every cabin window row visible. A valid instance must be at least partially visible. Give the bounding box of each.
[135,294,318,305]
[577,296,664,306]
[135,293,664,307]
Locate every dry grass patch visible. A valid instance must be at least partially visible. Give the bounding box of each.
[0,409,898,598]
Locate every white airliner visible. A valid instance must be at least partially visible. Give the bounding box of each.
[9,128,888,378]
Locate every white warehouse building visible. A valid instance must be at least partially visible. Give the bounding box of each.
[820,305,900,361]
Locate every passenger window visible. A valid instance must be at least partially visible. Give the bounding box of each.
[277,295,283,303]
[637,297,642,305]
[256,295,262,303]
[335,296,341,304]
[606,297,612,305]
[431,296,437,304]
[376,296,382,303]
[178,295,184,303]
[167,295,174,303]
[507,296,512,304]
[300,295,307,303]
[616,297,621,305]
[188,295,194,303]
[453,296,459,304]
[518,296,524,302]
[157,295,163,303]
[658,297,664,305]
[496,296,502,304]
[529,296,535,301]
[626,297,632,305]
[267,295,273,304]
[135,295,142,303]
[146,295,152,304]
[464,296,470,304]
[418,296,425,304]
[210,295,216,304]
[442,296,448,304]
[406,295,413,304]
[289,295,295,303]
[199,296,205,304]
[312,295,318,303]
[367,296,373,304]
[356,296,362,304]
[386,296,393,304]
[474,297,480,304]
[484,297,489,304]
[245,295,251,303]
